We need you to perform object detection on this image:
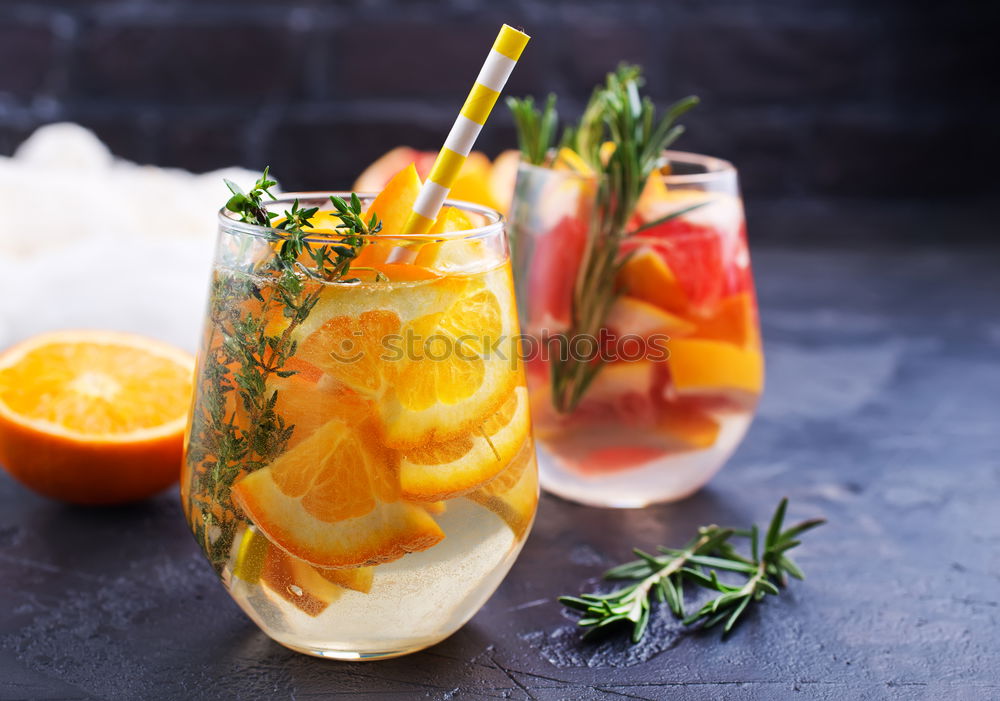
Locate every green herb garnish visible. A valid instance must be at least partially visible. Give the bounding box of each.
[186,169,382,572]
[509,66,699,413]
[507,93,559,166]
[559,498,825,643]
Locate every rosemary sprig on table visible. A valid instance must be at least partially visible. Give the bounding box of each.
[559,499,825,643]
[187,169,382,572]
[509,66,698,413]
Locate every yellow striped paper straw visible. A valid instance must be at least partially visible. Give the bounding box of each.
[402,24,530,235]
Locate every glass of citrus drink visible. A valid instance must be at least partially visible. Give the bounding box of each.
[509,150,762,507]
[182,175,536,659]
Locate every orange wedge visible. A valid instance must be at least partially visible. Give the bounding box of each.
[365,162,422,236]
[428,206,474,235]
[618,248,689,317]
[667,338,764,405]
[413,207,480,273]
[261,543,345,616]
[398,386,530,501]
[692,292,759,348]
[352,163,423,268]
[467,437,538,539]
[0,330,194,504]
[381,268,520,448]
[232,416,443,568]
[258,540,374,617]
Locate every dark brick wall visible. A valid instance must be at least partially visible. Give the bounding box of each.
[0,0,997,242]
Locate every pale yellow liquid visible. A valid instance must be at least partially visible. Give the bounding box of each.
[226,499,530,659]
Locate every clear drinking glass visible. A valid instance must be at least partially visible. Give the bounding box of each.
[509,151,762,507]
[182,194,537,659]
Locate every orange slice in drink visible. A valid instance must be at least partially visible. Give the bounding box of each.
[352,163,423,268]
[398,386,530,501]
[381,267,520,448]
[292,277,472,401]
[232,416,444,568]
[467,437,538,539]
[666,338,764,406]
[618,247,689,317]
[691,292,759,348]
[0,330,194,505]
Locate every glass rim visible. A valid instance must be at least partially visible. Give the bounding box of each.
[217,191,506,242]
[517,149,737,184]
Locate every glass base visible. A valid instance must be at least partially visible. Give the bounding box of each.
[536,414,752,508]
[275,637,444,661]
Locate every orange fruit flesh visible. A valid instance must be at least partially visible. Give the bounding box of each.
[618,248,689,317]
[0,338,191,435]
[382,273,518,449]
[232,415,444,568]
[399,386,531,502]
[467,437,538,539]
[352,164,423,268]
[667,337,764,405]
[0,331,194,504]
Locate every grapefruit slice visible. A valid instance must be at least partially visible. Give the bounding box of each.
[606,296,696,339]
[399,386,530,501]
[232,417,443,568]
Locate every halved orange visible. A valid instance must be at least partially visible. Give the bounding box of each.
[0,330,194,504]
[467,437,538,539]
[398,386,530,501]
[231,415,443,568]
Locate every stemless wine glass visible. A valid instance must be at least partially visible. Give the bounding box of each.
[509,151,762,507]
[182,194,537,659]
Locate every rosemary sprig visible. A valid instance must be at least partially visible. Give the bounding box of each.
[507,94,559,166]
[509,66,698,413]
[186,169,383,572]
[559,499,825,643]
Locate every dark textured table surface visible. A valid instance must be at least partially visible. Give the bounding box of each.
[2,246,999,701]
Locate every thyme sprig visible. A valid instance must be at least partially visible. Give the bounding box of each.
[186,169,383,572]
[559,499,825,643]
